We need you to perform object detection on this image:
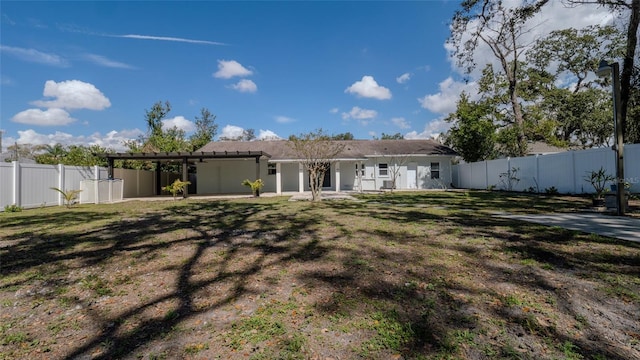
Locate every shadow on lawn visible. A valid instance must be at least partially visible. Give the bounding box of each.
[1,192,638,359]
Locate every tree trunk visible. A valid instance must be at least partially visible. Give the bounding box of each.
[621,0,639,142]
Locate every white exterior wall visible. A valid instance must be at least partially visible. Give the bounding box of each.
[196,159,263,194]
[453,143,640,194]
[357,156,453,191]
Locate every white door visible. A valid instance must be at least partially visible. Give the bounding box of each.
[407,163,417,189]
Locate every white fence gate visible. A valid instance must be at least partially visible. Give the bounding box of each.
[453,144,640,194]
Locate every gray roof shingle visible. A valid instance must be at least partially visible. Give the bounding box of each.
[198,139,457,160]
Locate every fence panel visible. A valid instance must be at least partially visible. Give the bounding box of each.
[19,163,60,208]
[510,156,537,192]
[453,143,640,195]
[0,163,13,208]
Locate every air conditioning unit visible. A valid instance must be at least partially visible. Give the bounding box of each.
[382,180,395,189]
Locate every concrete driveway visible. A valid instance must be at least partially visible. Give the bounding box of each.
[496,212,640,243]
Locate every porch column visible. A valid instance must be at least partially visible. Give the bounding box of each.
[276,163,282,195]
[335,162,341,192]
[298,163,304,193]
[182,157,188,198]
[358,161,363,193]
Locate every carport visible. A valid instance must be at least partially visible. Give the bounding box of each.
[101,151,271,198]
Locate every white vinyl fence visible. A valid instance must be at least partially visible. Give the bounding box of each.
[0,162,116,210]
[453,144,640,194]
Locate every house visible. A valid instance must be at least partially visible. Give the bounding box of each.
[195,139,458,194]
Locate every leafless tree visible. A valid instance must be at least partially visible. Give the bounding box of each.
[288,129,345,201]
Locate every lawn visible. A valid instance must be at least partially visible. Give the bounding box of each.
[1,191,639,360]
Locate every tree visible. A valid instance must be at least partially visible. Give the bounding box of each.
[563,0,639,142]
[36,143,68,164]
[331,132,355,140]
[5,143,45,162]
[381,133,404,140]
[444,93,497,162]
[288,129,345,201]
[190,108,218,151]
[449,0,549,156]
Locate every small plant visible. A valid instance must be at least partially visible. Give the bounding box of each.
[4,204,23,212]
[50,187,82,208]
[544,186,559,195]
[584,167,615,200]
[162,179,191,200]
[242,178,264,197]
[499,167,520,191]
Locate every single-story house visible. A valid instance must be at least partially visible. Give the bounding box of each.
[195,139,458,194]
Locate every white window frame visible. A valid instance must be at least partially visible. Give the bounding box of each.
[267,163,276,175]
[430,162,440,179]
[378,163,389,177]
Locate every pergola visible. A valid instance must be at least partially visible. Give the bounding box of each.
[100,150,271,198]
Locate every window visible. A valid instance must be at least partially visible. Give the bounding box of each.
[355,164,365,176]
[268,163,276,175]
[430,162,440,179]
[379,163,388,177]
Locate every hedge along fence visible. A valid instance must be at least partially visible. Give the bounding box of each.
[453,143,640,194]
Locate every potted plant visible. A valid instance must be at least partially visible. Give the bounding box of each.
[584,167,615,207]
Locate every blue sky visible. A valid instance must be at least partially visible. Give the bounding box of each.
[0,1,616,151]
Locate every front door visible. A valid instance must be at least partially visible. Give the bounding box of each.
[407,162,417,189]
[322,167,331,188]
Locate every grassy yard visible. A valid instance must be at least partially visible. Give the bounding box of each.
[1,191,639,360]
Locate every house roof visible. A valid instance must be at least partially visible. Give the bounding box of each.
[198,139,457,161]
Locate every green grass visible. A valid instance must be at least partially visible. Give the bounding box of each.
[0,191,638,360]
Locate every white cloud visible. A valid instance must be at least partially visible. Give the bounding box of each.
[341,106,377,121]
[83,54,135,69]
[396,73,411,84]
[0,45,69,67]
[329,108,339,114]
[229,79,257,93]
[418,77,478,115]
[14,128,143,151]
[219,124,245,139]
[31,80,111,110]
[162,116,196,133]
[368,131,377,138]
[345,76,392,100]
[214,60,253,79]
[391,117,410,129]
[117,34,226,46]
[404,118,450,140]
[257,130,282,140]
[11,108,76,126]
[275,116,295,124]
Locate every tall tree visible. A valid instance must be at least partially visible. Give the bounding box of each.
[288,129,345,201]
[444,93,497,162]
[525,25,624,147]
[190,108,218,151]
[564,0,640,142]
[448,0,549,156]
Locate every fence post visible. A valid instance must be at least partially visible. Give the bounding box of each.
[58,164,65,206]
[12,161,20,207]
